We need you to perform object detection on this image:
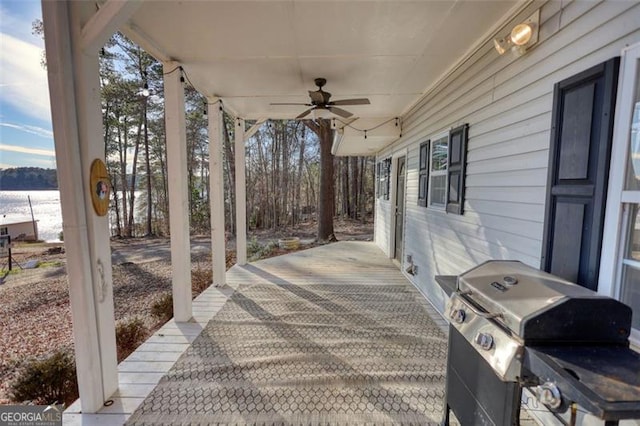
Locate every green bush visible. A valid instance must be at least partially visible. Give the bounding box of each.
[116,317,148,362]
[9,349,78,406]
[151,293,173,323]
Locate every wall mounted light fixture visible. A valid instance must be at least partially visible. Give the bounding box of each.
[494,9,540,57]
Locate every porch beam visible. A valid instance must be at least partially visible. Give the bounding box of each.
[208,100,226,286]
[81,0,142,53]
[164,60,192,321]
[42,0,118,412]
[244,119,266,141]
[121,22,172,63]
[235,118,247,265]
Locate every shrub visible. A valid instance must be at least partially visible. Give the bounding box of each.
[9,349,78,406]
[192,268,212,295]
[116,317,148,362]
[247,237,262,258]
[247,239,279,261]
[151,293,173,323]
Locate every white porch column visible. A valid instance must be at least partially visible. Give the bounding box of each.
[164,61,192,321]
[235,119,247,265]
[42,1,117,412]
[208,101,226,286]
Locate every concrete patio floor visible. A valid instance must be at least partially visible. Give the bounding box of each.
[63,241,529,425]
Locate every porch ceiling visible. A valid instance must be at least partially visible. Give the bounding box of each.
[82,1,521,155]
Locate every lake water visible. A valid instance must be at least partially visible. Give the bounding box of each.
[0,190,63,242]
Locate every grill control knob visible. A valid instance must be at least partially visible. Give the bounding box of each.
[502,276,518,286]
[474,332,494,351]
[451,309,466,324]
[534,382,562,410]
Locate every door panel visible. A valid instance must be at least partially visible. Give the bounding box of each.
[541,57,619,290]
[550,201,586,283]
[558,82,595,180]
[394,157,406,261]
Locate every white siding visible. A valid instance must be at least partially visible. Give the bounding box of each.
[375,0,640,313]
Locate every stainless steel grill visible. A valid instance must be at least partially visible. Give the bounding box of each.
[441,260,640,426]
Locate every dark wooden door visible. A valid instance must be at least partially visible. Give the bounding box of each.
[394,157,406,261]
[541,58,619,290]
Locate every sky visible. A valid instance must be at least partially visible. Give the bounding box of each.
[0,0,56,169]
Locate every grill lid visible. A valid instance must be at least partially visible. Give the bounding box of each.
[457,260,632,343]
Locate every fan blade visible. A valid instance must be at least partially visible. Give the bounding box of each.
[328,106,353,118]
[296,108,314,119]
[270,102,311,106]
[329,98,370,106]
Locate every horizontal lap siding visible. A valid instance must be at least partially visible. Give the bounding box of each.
[375,199,392,253]
[374,0,640,313]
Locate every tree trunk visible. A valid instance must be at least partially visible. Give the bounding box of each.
[143,99,152,236]
[350,156,358,220]
[304,119,335,242]
[223,115,236,234]
[118,118,129,236]
[294,126,306,224]
[128,117,142,237]
[342,157,349,218]
[359,157,366,223]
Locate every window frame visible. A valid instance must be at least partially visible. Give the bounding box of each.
[384,158,391,201]
[599,42,640,343]
[428,133,449,209]
[417,125,468,214]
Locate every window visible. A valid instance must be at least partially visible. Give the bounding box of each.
[0,227,7,236]
[621,204,640,330]
[601,42,640,340]
[418,141,429,207]
[621,64,640,331]
[384,158,391,200]
[376,158,391,200]
[429,135,448,208]
[418,124,468,213]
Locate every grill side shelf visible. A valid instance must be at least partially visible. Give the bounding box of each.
[523,346,640,421]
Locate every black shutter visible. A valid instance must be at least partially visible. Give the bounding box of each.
[541,57,619,290]
[446,124,468,215]
[418,141,430,207]
[384,158,391,200]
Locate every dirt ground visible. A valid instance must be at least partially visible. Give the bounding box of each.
[0,218,373,404]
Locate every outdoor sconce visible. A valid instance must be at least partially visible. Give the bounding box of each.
[494,9,540,57]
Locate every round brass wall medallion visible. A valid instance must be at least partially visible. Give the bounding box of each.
[90,159,111,216]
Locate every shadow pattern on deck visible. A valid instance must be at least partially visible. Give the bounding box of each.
[126,279,448,425]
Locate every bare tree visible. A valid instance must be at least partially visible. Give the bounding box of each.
[303,119,335,242]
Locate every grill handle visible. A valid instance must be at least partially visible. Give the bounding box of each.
[457,291,503,319]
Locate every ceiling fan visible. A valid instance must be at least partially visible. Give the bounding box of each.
[271,78,370,119]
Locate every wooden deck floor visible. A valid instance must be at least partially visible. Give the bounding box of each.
[63,241,448,425]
